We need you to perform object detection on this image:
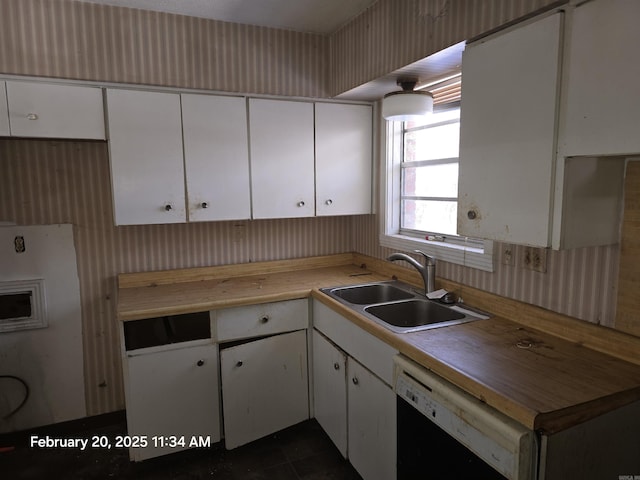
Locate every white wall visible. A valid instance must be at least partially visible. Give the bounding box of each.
[0,224,85,432]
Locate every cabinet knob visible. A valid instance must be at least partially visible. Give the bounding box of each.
[352,377,359,385]
[26,113,39,120]
[165,204,173,211]
[201,202,209,209]
[333,362,340,370]
[297,201,305,207]
[236,361,243,367]
[260,316,270,324]
[325,199,333,206]
[197,360,204,367]
[467,209,477,220]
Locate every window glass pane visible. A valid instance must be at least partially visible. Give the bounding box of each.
[404,122,459,161]
[405,108,460,129]
[402,200,458,235]
[403,163,458,198]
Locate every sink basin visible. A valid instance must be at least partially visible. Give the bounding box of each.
[330,283,414,305]
[364,299,465,328]
[320,280,489,333]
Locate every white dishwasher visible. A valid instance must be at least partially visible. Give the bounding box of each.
[394,355,537,480]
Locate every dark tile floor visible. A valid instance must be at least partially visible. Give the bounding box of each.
[1,414,362,480]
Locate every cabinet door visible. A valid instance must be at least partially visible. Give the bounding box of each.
[0,82,9,136]
[559,0,640,157]
[312,330,348,457]
[125,344,220,461]
[106,89,186,225]
[249,98,315,219]
[315,103,372,216]
[348,359,396,480]
[182,94,251,222]
[220,330,309,449]
[457,13,562,246]
[6,81,105,139]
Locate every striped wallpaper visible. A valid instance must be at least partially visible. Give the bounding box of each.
[351,216,620,328]
[329,0,562,95]
[0,0,632,418]
[0,139,357,414]
[0,0,329,97]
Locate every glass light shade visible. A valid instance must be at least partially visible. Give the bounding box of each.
[382,91,433,121]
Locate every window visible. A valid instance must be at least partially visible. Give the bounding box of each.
[380,75,494,271]
[401,107,460,236]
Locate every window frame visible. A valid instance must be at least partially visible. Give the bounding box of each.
[400,105,461,236]
[379,105,494,272]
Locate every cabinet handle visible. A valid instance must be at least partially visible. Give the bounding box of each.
[197,360,204,367]
[333,362,340,370]
[259,316,270,324]
[467,209,477,220]
[352,377,359,385]
[201,202,209,209]
[165,204,173,211]
[26,113,39,120]
[236,361,243,367]
[325,199,333,206]
[297,201,305,207]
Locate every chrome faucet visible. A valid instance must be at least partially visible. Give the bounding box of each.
[387,250,436,295]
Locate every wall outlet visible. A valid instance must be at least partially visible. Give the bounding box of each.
[501,245,515,266]
[522,246,547,273]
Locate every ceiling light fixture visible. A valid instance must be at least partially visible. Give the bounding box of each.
[382,79,433,122]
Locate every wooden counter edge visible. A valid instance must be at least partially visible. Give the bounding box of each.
[118,290,313,321]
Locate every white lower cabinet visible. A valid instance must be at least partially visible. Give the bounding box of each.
[124,343,221,461]
[220,329,309,449]
[312,301,398,480]
[312,330,348,456]
[347,358,397,480]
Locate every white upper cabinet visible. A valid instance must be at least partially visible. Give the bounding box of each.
[559,0,640,157]
[0,82,9,136]
[106,89,186,225]
[457,13,562,247]
[181,94,251,222]
[249,98,315,219]
[315,103,372,216]
[6,81,105,139]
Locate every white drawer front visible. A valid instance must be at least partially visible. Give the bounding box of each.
[214,299,308,342]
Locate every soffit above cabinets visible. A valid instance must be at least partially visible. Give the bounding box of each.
[72,0,378,34]
[336,40,465,102]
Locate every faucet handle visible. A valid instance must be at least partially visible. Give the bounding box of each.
[414,250,436,266]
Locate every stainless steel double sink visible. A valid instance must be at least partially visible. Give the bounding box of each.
[320,281,489,334]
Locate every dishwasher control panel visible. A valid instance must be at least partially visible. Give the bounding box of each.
[394,355,536,480]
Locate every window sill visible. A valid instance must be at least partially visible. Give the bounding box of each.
[380,233,494,272]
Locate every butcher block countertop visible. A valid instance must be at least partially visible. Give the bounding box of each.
[117,253,640,435]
